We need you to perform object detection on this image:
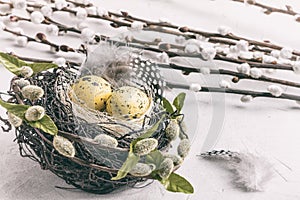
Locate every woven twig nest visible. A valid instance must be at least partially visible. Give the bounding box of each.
[0,44,192,194]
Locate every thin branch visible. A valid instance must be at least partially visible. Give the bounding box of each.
[10,47,300,90]
[3,1,300,67]
[214,54,293,71]
[3,0,300,57]
[115,36,295,71]
[3,27,85,53]
[232,0,297,16]
[3,27,58,48]
[158,63,300,88]
[166,82,300,102]
[65,0,93,7]
[7,52,300,100]
[108,10,300,56]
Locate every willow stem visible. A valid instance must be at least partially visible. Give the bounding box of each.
[232,0,298,16]
[7,53,300,102]
[167,82,300,102]
[1,1,299,71]
[158,63,300,89]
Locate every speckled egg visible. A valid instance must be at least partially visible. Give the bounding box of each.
[106,86,151,120]
[70,75,112,111]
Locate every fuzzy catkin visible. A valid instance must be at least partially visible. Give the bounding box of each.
[8,112,23,127]
[25,106,45,121]
[133,138,158,156]
[129,163,153,177]
[53,135,75,158]
[21,85,44,101]
[164,154,183,166]
[93,134,118,148]
[165,119,180,141]
[14,78,30,89]
[158,158,174,179]
[177,139,190,158]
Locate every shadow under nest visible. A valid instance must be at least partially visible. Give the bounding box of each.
[11,65,172,194]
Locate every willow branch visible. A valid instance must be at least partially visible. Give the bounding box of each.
[3,1,300,63]
[232,0,298,16]
[65,0,93,7]
[119,36,295,71]
[10,53,80,67]
[16,51,298,90]
[158,63,300,88]
[107,10,300,56]
[214,54,293,71]
[3,27,85,53]
[2,0,300,56]
[167,82,300,102]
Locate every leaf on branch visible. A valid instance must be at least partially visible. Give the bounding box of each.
[0,99,29,118]
[112,115,166,180]
[29,62,58,74]
[162,97,174,114]
[0,52,27,75]
[0,52,58,76]
[173,92,186,114]
[27,115,58,136]
[111,152,140,180]
[160,173,194,194]
[0,99,58,135]
[146,150,164,167]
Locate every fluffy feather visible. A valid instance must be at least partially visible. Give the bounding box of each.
[200,150,274,192]
[228,152,274,192]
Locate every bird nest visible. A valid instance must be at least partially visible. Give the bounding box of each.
[0,45,192,194]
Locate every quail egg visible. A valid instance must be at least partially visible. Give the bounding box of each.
[106,86,151,120]
[70,75,112,111]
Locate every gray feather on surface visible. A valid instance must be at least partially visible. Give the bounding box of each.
[200,150,274,192]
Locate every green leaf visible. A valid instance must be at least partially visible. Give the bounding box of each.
[0,52,27,75]
[146,150,164,167]
[160,173,194,194]
[138,114,165,140]
[162,97,174,114]
[112,115,166,181]
[173,93,186,114]
[0,52,58,76]
[111,152,140,180]
[0,98,58,135]
[27,115,58,136]
[0,99,29,118]
[28,62,58,74]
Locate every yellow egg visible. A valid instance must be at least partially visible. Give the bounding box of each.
[106,86,151,120]
[70,75,112,111]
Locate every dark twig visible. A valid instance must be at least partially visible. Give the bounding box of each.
[8,50,300,89]
[108,10,300,56]
[167,82,300,102]
[158,63,300,88]
[3,27,85,53]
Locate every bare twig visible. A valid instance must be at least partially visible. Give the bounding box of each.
[232,0,298,16]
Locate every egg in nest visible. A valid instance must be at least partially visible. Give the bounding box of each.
[70,75,112,111]
[106,86,151,120]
